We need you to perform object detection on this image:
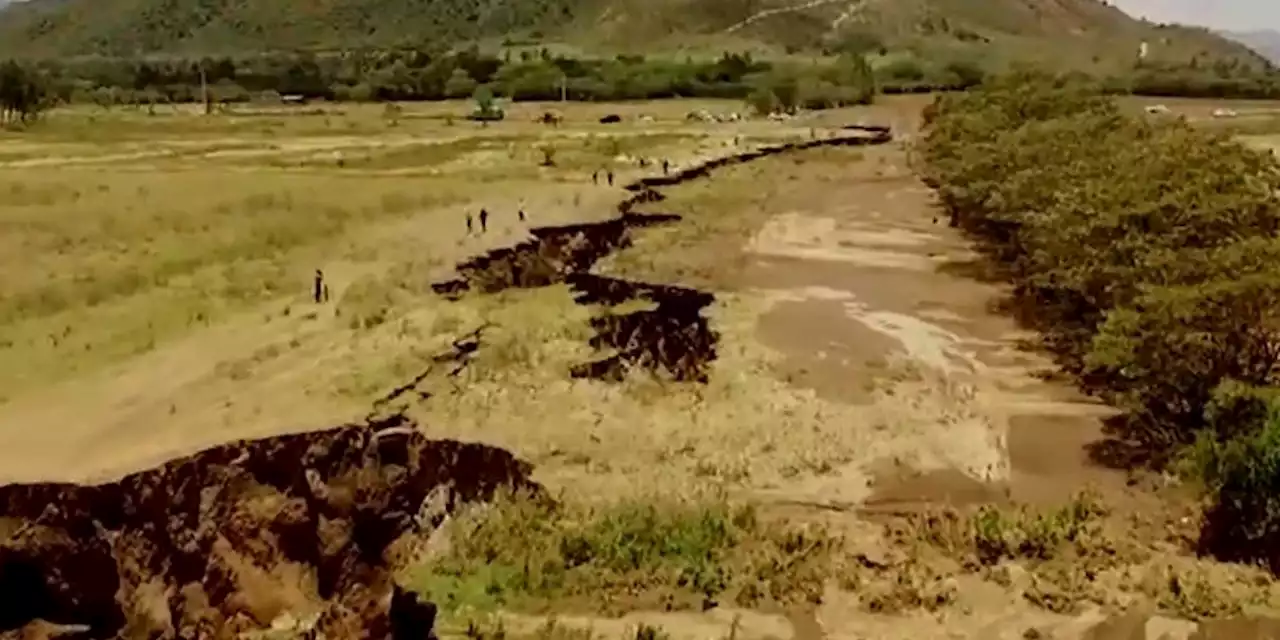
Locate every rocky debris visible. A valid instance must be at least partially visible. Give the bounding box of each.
[0,414,535,639]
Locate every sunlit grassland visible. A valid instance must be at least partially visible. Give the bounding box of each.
[0,166,471,398]
[0,99,768,401]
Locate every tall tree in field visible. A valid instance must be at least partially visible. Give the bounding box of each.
[0,61,49,125]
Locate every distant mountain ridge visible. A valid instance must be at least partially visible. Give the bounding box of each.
[0,0,1269,70]
[1224,29,1280,63]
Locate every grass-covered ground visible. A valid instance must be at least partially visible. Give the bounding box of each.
[6,92,1280,639]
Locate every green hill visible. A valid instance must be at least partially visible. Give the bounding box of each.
[0,0,1270,73]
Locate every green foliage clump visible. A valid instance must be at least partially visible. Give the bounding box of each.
[410,492,838,615]
[29,49,875,109]
[917,70,1280,571]
[0,60,52,126]
[1191,403,1280,574]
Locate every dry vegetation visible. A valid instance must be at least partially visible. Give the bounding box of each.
[8,86,1280,639]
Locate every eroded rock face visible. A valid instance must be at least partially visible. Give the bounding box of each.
[0,414,535,639]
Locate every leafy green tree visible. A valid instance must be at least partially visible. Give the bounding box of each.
[444,68,478,99]
[879,57,926,83]
[469,85,503,120]
[917,70,1280,469]
[1086,270,1280,448]
[0,61,50,125]
[1192,404,1280,573]
[745,87,780,115]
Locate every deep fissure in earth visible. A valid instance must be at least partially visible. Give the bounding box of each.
[0,126,894,638]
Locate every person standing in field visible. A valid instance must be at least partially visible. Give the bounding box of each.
[313,270,325,304]
[465,212,473,234]
[606,170,614,186]
[662,159,670,175]
[592,169,599,185]
[479,208,489,233]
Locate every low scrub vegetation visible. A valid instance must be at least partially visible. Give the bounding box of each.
[13,50,877,112]
[409,491,838,616]
[916,69,1280,573]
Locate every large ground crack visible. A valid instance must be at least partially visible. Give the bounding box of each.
[0,124,894,640]
[431,126,894,382]
[0,411,535,639]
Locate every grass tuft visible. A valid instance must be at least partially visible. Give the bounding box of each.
[409,491,839,616]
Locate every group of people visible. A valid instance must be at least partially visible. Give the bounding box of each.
[465,207,526,235]
[591,157,673,187]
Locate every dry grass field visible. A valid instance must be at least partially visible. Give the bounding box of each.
[5,94,1280,639]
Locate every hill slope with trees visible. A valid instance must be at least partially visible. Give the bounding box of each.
[0,0,1269,73]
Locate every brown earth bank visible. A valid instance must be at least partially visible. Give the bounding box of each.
[0,412,534,639]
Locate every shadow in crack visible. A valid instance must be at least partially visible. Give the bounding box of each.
[429,127,896,383]
[0,414,536,639]
[431,213,682,299]
[567,274,717,382]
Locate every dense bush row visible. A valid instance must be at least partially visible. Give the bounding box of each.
[13,49,880,110]
[916,70,1280,572]
[8,46,1280,115]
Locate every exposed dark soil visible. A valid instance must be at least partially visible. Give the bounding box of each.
[430,212,681,299]
[0,412,535,639]
[566,274,717,382]
[432,127,895,382]
[0,126,896,640]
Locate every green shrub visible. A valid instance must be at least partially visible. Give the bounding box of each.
[409,492,839,615]
[1194,406,1280,573]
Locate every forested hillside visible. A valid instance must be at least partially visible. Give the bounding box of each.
[0,0,1269,74]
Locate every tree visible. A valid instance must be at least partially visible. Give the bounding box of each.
[918,70,1280,464]
[469,85,503,121]
[943,60,985,88]
[1194,404,1280,574]
[444,68,477,99]
[0,61,50,126]
[745,87,780,115]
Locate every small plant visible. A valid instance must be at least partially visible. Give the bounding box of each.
[408,491,839,615]
[538,145,557,167]
[469,86,505,122]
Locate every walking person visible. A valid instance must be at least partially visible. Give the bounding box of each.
[606,170,614,186]
[518,208,526,222]
[662,158,670,175]
[465,212,473,234]
[479,208,489,233]
[313,269,325,304]
[592,169,599,185]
